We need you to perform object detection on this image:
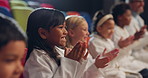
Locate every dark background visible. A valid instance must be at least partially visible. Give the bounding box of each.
[29,0,148,25]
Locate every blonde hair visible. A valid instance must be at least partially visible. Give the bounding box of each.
[65,15,86,30]
[65,15,86,48]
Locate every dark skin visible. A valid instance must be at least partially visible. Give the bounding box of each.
[134,25,147,40]
[118,36,135,48]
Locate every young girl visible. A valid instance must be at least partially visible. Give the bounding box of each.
[88,11,127,78]
[112,3,148,78]
[24,8,110,78]
[65,15,120,78]
[0,14,27,78]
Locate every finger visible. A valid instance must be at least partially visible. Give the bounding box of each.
[64,47,68,57]
[141,25,147,31]
[102,48,107,56]
[96,55,100,60]
[104,64,109,67]
[102,57,110,63]
[119,37,123,41]
[71,42,81,57]
[83,51,89,60]
[78,42,87,60]
[111,49,119,55]
[74,42,82,58]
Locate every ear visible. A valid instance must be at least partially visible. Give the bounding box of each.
[38,28,48,39]
[96,26,102,33]
[68,29,75,37]
[118,15,122,20]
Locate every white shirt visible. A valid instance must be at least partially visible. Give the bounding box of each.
[89,34,126,78]
[24,46,104,78]
[112,25,148,73]
[125,13,148,63]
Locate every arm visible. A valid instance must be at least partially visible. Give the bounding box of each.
[23,50,80,78]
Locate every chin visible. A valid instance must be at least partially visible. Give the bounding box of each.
[59,43,66,47]
[107,35,113,39]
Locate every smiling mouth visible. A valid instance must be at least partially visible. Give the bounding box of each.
[61,36,66,40]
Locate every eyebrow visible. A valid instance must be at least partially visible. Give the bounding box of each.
[3,54,19,58]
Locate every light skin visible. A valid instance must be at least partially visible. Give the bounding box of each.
[129,0,146,40]
[129,0,144,14]
[97,19,115,39]
[96,19,119,61]
[67,18,118,68]
[68,20,90,46]
[38,23,88,62]
[0,41,25,78]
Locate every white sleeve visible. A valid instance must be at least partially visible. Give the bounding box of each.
[75,59,104,78]
[23,53,80,78]
[82,62,104,78]
[131,34,148,50]
[112,29,131,59]
[88,40,105,59]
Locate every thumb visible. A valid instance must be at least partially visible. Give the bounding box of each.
[119,37,123,41]
[102,48,107,56]
[96,55,100,60]
[83,51,89,60]
[64,47,68,56]
[141,25,147,31]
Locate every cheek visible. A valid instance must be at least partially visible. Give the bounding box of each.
[0,66,14,78]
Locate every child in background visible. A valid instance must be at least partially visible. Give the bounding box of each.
[24,8,110,78]
[88,11,126,78]
[65,15,119,78]
[0,13,27,78]
[112,3,148,78]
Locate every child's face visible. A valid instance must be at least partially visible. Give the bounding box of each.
[0,41,25,78]
[46,23,68,47]
[70,20,89,43]
[119,10,132,26]
[130,0,144,14]
[97,19,115,39]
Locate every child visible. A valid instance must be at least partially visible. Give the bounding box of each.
[112,3,148,78]
[65,15,119,78]
[88,11,126,78]
[24,8,110,78]
[0,14,27,78]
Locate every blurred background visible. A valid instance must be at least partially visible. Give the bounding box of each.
[0,0,147,32]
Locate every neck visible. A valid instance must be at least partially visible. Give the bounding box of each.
[117,22,124,28]
[70,39,78,47]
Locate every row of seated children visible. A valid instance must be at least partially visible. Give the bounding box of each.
[1,1,148,78]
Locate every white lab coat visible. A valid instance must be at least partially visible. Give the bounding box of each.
[112,25,148,74]
[125,13,148,63]
[24,46,104,78]
[89,34,126,78]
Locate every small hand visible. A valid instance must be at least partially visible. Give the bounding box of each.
[134,25,146,40]
[102,48,119,61]
[64,42,88,62]
[94,55,109,68]
[118,36,134,48]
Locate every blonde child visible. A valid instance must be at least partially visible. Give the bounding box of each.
[65,15,119,78]
[24,8,111,78]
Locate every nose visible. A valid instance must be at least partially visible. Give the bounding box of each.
[14,61,24,75]
[63,28,68,35]
[111,29,114,34]
[140,1,144,6]
[87,31,90,36]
